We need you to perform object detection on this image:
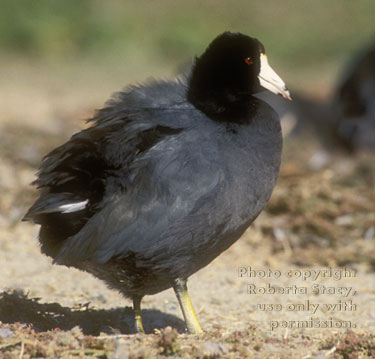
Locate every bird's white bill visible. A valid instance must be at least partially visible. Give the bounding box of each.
[258,54,291,100]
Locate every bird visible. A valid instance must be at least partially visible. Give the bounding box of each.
[24,31,291,334]
[333,41,375,151]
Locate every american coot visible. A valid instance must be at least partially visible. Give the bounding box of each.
[24,32,290,334]
[333,42,375,151]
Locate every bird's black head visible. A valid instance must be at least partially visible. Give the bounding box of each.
[187,32,290,121]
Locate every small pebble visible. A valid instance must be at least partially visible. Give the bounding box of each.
[196,341,228,358]
[0,327,14,338]
[334,215,354,226]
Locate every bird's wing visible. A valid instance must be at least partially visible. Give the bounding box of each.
[24,78,190,223]
[24,105,185,258]
[52,120,227,266]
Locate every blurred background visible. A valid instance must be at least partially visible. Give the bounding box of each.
[1,0,374,127]
[0,1,374,354]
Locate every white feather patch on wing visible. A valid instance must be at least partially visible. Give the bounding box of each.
[56,200,89,213]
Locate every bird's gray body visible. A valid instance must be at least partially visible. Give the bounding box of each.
[35,80,282,297]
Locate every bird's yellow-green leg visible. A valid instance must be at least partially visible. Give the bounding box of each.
[173,278,203,334]
[133,297,145,333]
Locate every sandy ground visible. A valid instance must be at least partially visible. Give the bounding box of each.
[0,76,374,358]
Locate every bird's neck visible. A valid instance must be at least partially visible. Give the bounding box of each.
[187,88,259,124]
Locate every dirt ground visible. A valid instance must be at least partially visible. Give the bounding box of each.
[0,76,374,358]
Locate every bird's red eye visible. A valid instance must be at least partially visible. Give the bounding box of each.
[244,57,253,65]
